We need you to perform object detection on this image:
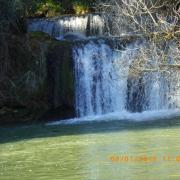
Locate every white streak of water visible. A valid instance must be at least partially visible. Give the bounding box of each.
[46,109,180,125]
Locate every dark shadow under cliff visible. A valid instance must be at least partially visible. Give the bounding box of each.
[0,32,75,125]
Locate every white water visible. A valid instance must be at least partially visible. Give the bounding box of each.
[73,40,180,118]
[28,14,108,38]
[47,109,180,125]
[73,40,136,116]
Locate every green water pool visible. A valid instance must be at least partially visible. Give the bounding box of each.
[0,118,180,180]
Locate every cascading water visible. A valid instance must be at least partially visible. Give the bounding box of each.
[29,13,180,123]
[73,40,135,116]
[28,13,109,38]
[73,39,180,118]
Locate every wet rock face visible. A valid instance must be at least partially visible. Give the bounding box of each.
[47,40,75,117]
[127,76,145,112]
[0,32,76,124]
[63,32,86,41]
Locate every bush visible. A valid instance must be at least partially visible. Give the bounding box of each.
[27,0,95,17]
[72,1,90,15]
[60,0,95,14]
[31,0,62,17]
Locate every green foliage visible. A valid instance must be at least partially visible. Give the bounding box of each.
[29,0,62,17]
[27,0,95,17]
[0,0,95,33]
[72,1,90,15]
[59,0,95,14]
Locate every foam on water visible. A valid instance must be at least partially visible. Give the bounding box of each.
[46,109,180,125]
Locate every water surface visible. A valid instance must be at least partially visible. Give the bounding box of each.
[1,118,180,180]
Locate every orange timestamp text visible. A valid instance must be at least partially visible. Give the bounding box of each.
[109,155,180,163]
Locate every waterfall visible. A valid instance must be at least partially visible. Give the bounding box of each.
[73,39,180,117]
[73,40,133,116]
[28,13,180,121]
[28,13,109,38]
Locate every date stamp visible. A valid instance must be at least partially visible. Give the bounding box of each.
[109,155,180,163]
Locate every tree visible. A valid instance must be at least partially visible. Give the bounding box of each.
[96,0,180,74]
[97,0,180,36]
